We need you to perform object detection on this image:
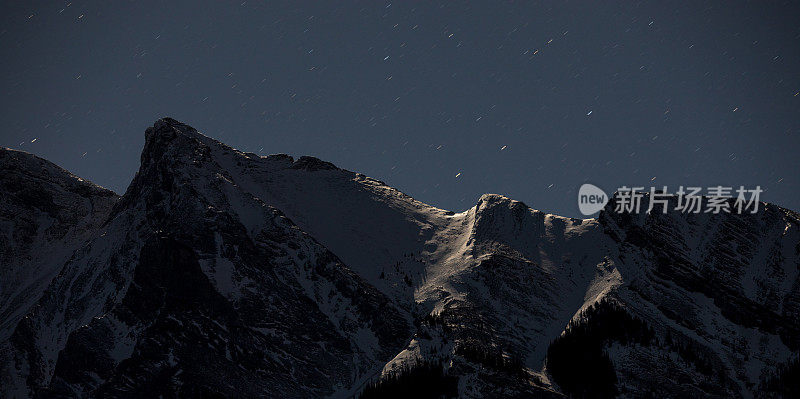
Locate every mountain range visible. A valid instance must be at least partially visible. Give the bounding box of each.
[1,118,798,398]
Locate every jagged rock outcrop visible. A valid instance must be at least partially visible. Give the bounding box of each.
[0,148,118,340]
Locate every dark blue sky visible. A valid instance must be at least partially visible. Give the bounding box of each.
[2,1,799,217]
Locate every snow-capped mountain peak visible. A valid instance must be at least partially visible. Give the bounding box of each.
[1,119,797,398]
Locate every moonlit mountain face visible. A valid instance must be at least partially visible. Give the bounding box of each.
[1,119,798,398]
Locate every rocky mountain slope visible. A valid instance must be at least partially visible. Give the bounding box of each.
[1,118,798,398]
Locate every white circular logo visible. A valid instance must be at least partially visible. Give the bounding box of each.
[578,183,608,216]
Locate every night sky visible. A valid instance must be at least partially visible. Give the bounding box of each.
[2,1,799,217]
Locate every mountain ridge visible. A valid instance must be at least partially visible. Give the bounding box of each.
[1,118,798,398]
